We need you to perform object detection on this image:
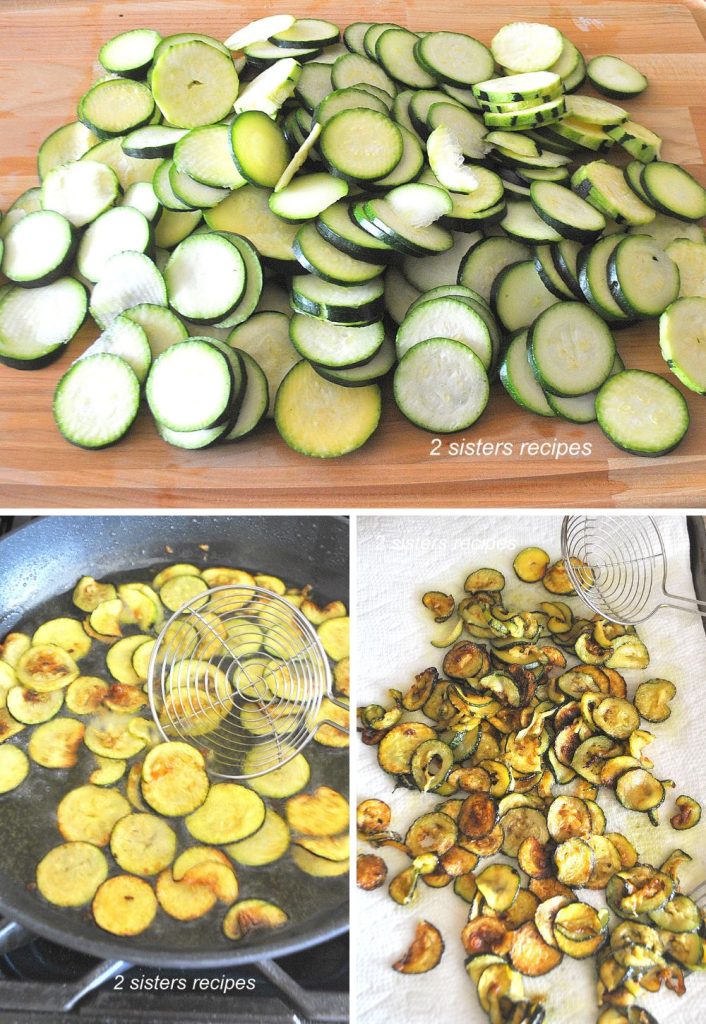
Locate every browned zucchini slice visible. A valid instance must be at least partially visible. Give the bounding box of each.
[33,617,92,660]
[476,864,521,912]
[65,675,109,714]
[159,573,209,612]
[634,679,675,723]
[110,812,177,875]
[333,656,349,697]
[554,901,607,942]
[16,644,79,691]
[126,762,148,810]
[117,584,161,630]
[661,930,704,967]
[357,798,391,834]
[393,920,444,974]
[389,865,421,905]
[57,784,130,846]
[458,792,498,838]
[402,667,439,711]
[141,741,210,816]
[357,853,387,891]
[476,962,525,1012]
[593,697,640,739]
[172,846,230,880]
[518,836,552,879]
[378,722,436,774]
[454,873,478,903]
[605,635,649,670]
[223,899,288,940]
[37,841,108,907]
[185,783,265,844]
[227,808,290,866]
[317,616,349,660]
[499,807,549,857]
[73,576,117,612]
[411,739,453,792]
[584,834,622,890]
[534,894,571,947]
[546,795,591,843]
[439,844,477,878]
[423,591,455,622]
[616,769,664,813]
[605,832,638,870]
[314,696,350,748]
[285,785,348,837]
[513,547,550,582]
[6,685,63,724]
[443,641,486,679]
[181,860,238,902]
[554,838,594,887]
[670,794,701,830]
[509,921,563,976]
[28,717,84,767]
[103,683,147,714]
[0,744,29,792]
[406,811,458,857]
[465,568,505,593]
[572,735,621,783]
[461,822,505,857]
[616,866,674,917]
[93,875,158,936]
[156,868,217,920]
[648,893,700,933]
[84,710,146,758]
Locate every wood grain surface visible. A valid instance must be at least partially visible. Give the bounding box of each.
[1,0,705,509]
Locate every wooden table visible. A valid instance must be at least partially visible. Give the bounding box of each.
[1,0,705,508]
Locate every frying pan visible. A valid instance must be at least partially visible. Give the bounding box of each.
[0,515,349,970]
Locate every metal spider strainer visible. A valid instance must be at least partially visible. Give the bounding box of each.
[147,585,348,779]
[561,515,706,625]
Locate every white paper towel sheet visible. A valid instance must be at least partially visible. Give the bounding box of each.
[355,514,706,1024]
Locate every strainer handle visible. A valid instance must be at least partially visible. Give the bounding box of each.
[662,589,706,618]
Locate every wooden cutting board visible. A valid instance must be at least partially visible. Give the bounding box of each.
[1,0,705,508]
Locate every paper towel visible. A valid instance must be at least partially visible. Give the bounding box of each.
[355,514,706,1024]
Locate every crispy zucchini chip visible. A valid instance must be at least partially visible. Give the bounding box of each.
[244,751,311,798]
[223,898,288,940]
[634,679,675,723]
[605,636,649,670]
[547,795,592,843]
[458,793,498,839]
[513,547,550,583]
[670,794,701,830]
[141,741,210,816]
[389,865,421,905]
[477,962,525,1012]
[110,812,177,875]
[584,834,622,890]
[28,717,84,767]
[93,875,157,935]
[554,838,594,887]
[172,845,231,879]
[294,833,349,862]
[286,785,348,837]
[57,784,130,846]
[73,576,117,612]
[126,761,148,809]
[593,697,640,739]
[202,567,256,590]
[406,811,458,857]
[510,921,563,976]
[187,782,266,844]
[393,920,444,974]
[227,808,291,866]
[16,644,79,691]
[84,710,146,758]
[104,683,148,714]
[255,573,287,595]
[443,641,486,679]
[37,841,108,907]
[6,685,63,724]
[500,807,549,857]
[291,845,350,877]
[423,592,455,622]
[300,598,346,625]
[33,617,92,660]
[66,675,109,715]
[0,744,29,792]
[156,867,217,920]
[118,584,160,630]
[616,769,664,813]
[89,755,127,786]
[462,917,512,957]
[543,557,591,595]
[357,798,391,835]
[465,568,505,593]
[477,864,521,913]
[182,861,238,903]
[518,836,553,879]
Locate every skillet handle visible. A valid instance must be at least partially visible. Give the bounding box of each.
[0,919,33,954]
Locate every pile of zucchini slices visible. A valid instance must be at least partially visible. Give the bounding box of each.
[0,562,350,939]
[0,15,705,456]
[357,548,703,1022]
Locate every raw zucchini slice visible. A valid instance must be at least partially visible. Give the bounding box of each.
[77,206,151,284]
[596,369,689,455]
[608,120,662,163]
[571,161,655,226]
[483,97,566,129]
[587,55,648,99]
[168,163,229,209]
[146,340,233,431]
[375,28,435,89]
[245,40,322,64]
[164,234,246,324]
[90,250,167,329]
[206,186,299,264]
[295,62,333,112]
[578,235,634,323]
[459,236,530,302]
[234,58,301,117]
[501,201,561,243]
[99,27,162,77]
[396,296,492,369]
[500,330,554,417]
[608,235,680,317]
[316,85,389,126]
[230,110,290,189]
[294,222,384,285]
[41,159,119,228]
[123,303,188,357]
[547,116,613,152]
[172,125,244,189]
[54,354,140,448]
[275,359,381,456]
[151,40,239,128]
[415,31,494,87]
[331,51,395,97]
[640,161,706,223]
[270,18,339,49]
[394,337,489,432]
[666,239,706,298]
[290,315,384,367]
[78,78,155,139]
[228,311,297,417]
[659,296,706,392]
[271,173,348,221]
[530,181,606,243]
[529,301,616,397]
[0,278,87,370]
[37,842,108,907]
[2,210,75,287]
[93,875,158,936]
[320,109,403,181]
[291,274,385,323]
[492,260,558,332]
[84,136,162,190]
[314,334,395,387]
[547,354,624,423]
[225,14,296,50]
[491,22,564,73]
[38,121,98,181]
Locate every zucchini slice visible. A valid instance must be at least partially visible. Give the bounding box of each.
[393,920,444,974]
[16,644,80,691]
[111,812,177,875]
[596,370,689,457]
[57,784,130,846]
[65,675,109,715]
[37,842,109,907]
[156,867,217,921]
[670,795,701,830]
[89,755,127,786]
[28,717,84,768]
[227,807,291,866]
[0,744,29,793]
[141,741,210,816]
[477,863,521,912]
[84,710,147,759]
[93,875,158,936]
[286,785,349,836]
[291,845,350,877]
[6,685,63,725]
[223,899,289,940]
[186,783,265,844]
[510,921,563,976]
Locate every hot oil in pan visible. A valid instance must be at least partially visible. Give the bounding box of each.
[0,561,349,958]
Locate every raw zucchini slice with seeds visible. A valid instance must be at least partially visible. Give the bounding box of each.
[54,353,140,448]
[608,235,680,318]
[530,180,606,243]
[78,79,155,138]
[492,259,558,332]
[122,125,188,159]
[394,337,489,432]
[80,314,151,384]
[596,369,689,455]
[529,302,616,397]
[245,40,322,64]
[77,206,151,283]
[313,334,396,387]
[587,55,648,99]
[151,40,239,129]
[415,31,494,87]
[90,251,166,329]
[320,109,403,181]
[275,359,381,456]
[99,27,162,77]
[164,234,246,324]
[316,85,390,125]
[491,22,564,73]
[153,159,192,212]
[499,329,555,417]
[547,353,624,423]
[225,15,296,51]
[317,200,395,262]
[168,163,229,209]
[608,121,662,163]
[0,278,87,370]
[1,210,75,286]
[473,71,562,104]
[41,160,119,228]
[501,201,562,243]
[578,235,635,323]
[38,121,98,181]
[375,28,435,89]
[331,51,396,97]
[290,315,384,368]
[373,125,425,188]
[291,274,385,324]
[172,125,245,189]
[270,173,348,221]
[427,103,488,161]
[230,110,290,189]
[124,302,188,357]
[459,235,530,303]
[396,296,493,370]
[146,340,234,432]
[659,296,706,393]
[295,61,333,112]
[666,239,706,298]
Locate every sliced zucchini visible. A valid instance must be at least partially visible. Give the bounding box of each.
[141,741,209,816]
[223,899,288,940]
[56,784,130,846]
[0,744,29,793]
[151,40,239,128]
[37,842,108,907]
[394,338,489,433]
[393,920,444,974]
[670,795,701,830]
[42,160,119,228]
[596,369,689,456]
[93,874,158,936]
[28,717,84,768]
[186,783,265,844]
[587,55,648,99]
[571,161,655,226]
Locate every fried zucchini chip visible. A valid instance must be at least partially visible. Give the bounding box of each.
[89,755,127,786]
[543,558,591,595]
[37,842,108,907]
[500,807,549,857]
[462,917,512,956]
[254,573,287,595]
[333,657,350,697]
[291,845,350,877]
[535,894,571,947]
[89,598,124,638]
[172,846,230,879]
[28,717,84,768]
[0,632,31,667]
[513,547,550,583]
[93,875,157,935]
[294,834,349,862]
[317,617,350,660]
[227,808,291,867]
[106,634,152,686]
[110,812,177,875]
[510,921,563,976]
[103,683,148,714]
[393,920,444,974]
[378,722,436,774]
[202,567,256,590]
[126,761,148,810]
[0,708,25,743]
[182,861,238,903]
[300,598,347,625]
[0,744,29,792]
[458,792,498,839]
[554,838,595,888]
[117,584,160,630]
[156,868,217,920]
[634,679,676,723]
[314,696,350,748]
[223,898,288,940]
[57,784,130,846]
[243,751,311,799]
[477,864,521,913]
[186,783,265,844]
[16,644,79,691]
[73,576,117,612]
[141,741,210,816]
[84,710,146,759]
[357,853,387,891]
[33,618,92,660]
[518,836,553,880]
[423,592,455,623]
[285,785,349,837]
[357,799,391,835]
[547,795,592,843]
[476,962,525,1012]
[6,685,63,725]
[670,795,701,830]
[65,676,109,715]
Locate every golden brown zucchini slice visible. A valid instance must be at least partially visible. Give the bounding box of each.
[660,930,704,968]
[389,865,421,905]
[443,641,486,679]
[543,557,591,595]
[110,812,177,875]
[648,893,700,933]
[554,838,594,887]
[465,568,505,593]
[254,573,286,595]
[605,636,649,670]
[410,739,453,792]
[141,741,210,816]
[555,901,607,943]
[614,865,675,917]
[546,795,591,843]
[294,833,349,862]
[333,656,349,697]
[510,921,563,976]
[314,696,349,748]
[0,744,29,792]
[593,697,640,739]
[584,834,622,890]
[187,783,265,844]
[285,785,348,837]
[499,807,549,857]
[572,735,621,783]
[317,616,350,660]
[402,667,438,712]
[182,860,238,903]
[65,675,109,714]
[93,875,158,935]
[518,836,553,879]
[476,864,521,913]
[357,798,391,835]
[28,717,84,767]
[156,867,217,920]
[634,679,675,723]
[378,722,436,774]
[422,591,455,622]
[172,846,231,879]
[534,894,571,947]
[89,598,124,638]
[300,598,346,625]
[227,808,291,866]
[73,576,117,612]
[513,547,550,582]
[223,898,288,940]
[460,822,504,857]
[104,683,147,714]
[605,832,638,870]
[202,566,256,589]
[0,632,31,667]
[57,784,130,846]
[439,844,477,877]
[37,841,108,907]
[357,853,387,891]
[405,812,458,857]
[16,644,79,691]
[89,755,127,786]
[670,795,701,830]
[84,710,147,758]
[458,792,498,839]
[0,708,25,743]
[462,917,512,957]
[33,617,92,660]
[125,761,147,810]
[105,634,152,686]
[291,845,350,877]
[476,962,525,1012]
[244,751,311,798]
[616,769,664,813]
[575,631,612,665]
[393,920,444,974]
[6,685,63,724]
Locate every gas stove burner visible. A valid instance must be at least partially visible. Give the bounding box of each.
[0,936,99,982]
